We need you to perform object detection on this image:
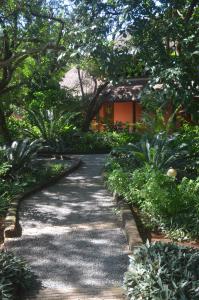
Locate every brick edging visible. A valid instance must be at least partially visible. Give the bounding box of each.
[113,192,142,250]
[3,157,81,242]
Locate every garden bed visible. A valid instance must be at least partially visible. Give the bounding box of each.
[130,204,199,249]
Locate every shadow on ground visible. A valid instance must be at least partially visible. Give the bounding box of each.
[7,155,128,298]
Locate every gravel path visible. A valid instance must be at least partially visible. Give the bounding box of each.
[6,155,129,299]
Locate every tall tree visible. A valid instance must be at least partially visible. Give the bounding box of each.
[70,0,199,121]
[123,0,199,117]
[69,0,145,131]
[0,0,67,142]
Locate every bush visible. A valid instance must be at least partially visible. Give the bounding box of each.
[124,242,199,300]
[65,131,139,154]
[178,123,199,155]
[7,115,32,141]
[110,131,198,178]
[4,139,42,173]
[105,158,199,240]
[0,251,35,299]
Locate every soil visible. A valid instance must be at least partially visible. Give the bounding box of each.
[130,205,199,249]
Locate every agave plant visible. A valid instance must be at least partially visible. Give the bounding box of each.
[113,132,194,172]
[26,108,77,142]
[5,139,42,172]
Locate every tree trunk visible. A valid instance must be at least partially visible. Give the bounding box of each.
[77,67,85,99]
[0,106,12,145]
[81,81,109,132]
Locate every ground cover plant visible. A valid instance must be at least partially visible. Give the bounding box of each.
[0,251,37,300]
[124,242,199,300]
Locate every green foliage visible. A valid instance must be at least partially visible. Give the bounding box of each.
[66,131,138,154]
[137,107,180,134]
[26,109,77,143]
[0,0,70,145]
[106,167,130,197]
[111,130,198,178]
[7,115,32,141]
[71,0,199,115]
[106,160,199,240]
[0,251,35,300]
[5,139,42,173]
[124,242,199,300]
[177,123,199,156]
[43,162,66,178]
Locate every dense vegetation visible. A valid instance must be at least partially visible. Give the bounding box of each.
[0,0,198,299]
[0,251,36,299]
[105,122,199,241]
[124,242,199,300]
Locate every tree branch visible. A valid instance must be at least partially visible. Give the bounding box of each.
[77,67,85,99]
[0,43,65,68]
[0,82,24,96]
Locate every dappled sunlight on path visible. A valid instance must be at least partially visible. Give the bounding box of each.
[6,155,128,299]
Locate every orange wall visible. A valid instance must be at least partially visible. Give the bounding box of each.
[97,102,142,128]
[114,102,133,123]
[136,103,142,122]
[99,106,104,119]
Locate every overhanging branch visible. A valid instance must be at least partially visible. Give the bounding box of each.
[0,43,65,68]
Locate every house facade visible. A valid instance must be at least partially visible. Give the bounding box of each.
[61,68,149,131]
[92,78,148,131]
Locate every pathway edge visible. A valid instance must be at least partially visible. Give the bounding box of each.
[113,192,142,250]
[3,157,81,244]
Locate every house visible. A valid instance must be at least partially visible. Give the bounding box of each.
[61,68,148,131]
[94,78,148,131]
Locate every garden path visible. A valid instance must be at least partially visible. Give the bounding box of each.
[6,155,129,299]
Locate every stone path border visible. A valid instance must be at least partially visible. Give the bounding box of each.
[113,192,142,250]
[3,156,81,241]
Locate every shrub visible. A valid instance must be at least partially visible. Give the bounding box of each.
[7,115,32,141]
[110,131,197,177]
[105,156,199,240]
[0,251,36,299]
[26,108,77,142]
[106,167,130,197]
[124,242,199,300]
[4,139,42,173]
[65,131,139,154]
